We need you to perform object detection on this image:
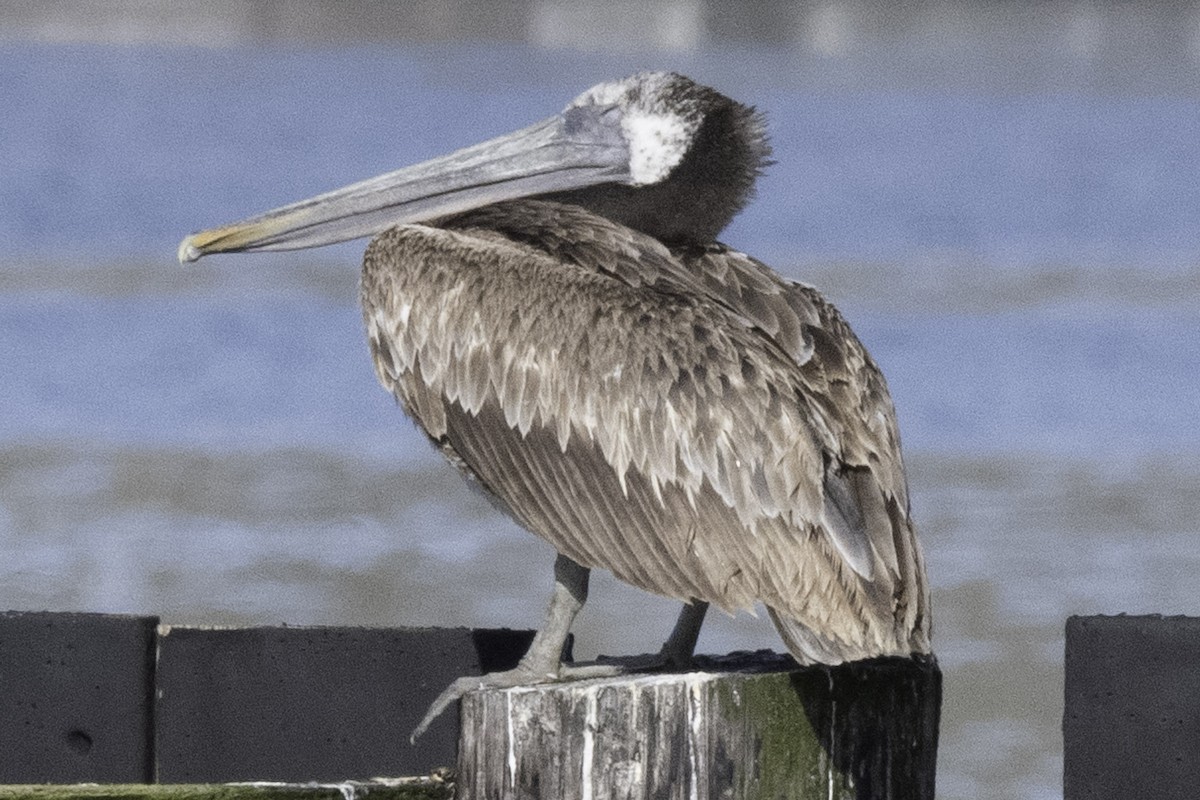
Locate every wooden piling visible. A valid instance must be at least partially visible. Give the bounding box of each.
[457,651,941,800]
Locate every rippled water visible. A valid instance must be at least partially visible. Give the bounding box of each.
[2,33,1199,800]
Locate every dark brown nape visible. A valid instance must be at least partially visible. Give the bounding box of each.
[539,100,772,248]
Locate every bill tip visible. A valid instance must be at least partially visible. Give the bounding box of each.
[177,236,203,264]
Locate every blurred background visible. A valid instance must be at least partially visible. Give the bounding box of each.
[3,2,1199,798]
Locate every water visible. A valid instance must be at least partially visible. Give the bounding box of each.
[2,30,1199,800]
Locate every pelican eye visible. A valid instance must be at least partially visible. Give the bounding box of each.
[562,104,620,138]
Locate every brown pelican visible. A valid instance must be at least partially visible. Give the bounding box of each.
[179,72,931,738]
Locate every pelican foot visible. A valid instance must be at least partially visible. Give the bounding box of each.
[592,649,693,674]
[410,661,623,743]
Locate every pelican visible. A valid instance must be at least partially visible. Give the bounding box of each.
[179,72,931,738]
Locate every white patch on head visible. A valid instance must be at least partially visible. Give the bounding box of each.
[568,71,704,187]
[622,110,696,185]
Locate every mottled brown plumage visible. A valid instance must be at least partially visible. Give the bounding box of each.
[179,72,931,737]
[361,199,929,663]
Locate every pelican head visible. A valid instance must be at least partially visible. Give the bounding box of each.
[179,72,771,263]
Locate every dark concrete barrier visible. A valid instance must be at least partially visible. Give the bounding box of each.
[156,625,532,781]
[0,611,157,783]
[0,611,532,784]
[1064,614,1200,800]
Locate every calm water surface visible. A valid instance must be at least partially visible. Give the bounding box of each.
[2,39,1199,800]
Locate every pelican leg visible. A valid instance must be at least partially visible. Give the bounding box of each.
[659,600,709,667]
[410,553,615,742]
[596,599,710,674]
[517,553,591,674]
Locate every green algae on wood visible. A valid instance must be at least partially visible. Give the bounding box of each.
[0,778,452,800]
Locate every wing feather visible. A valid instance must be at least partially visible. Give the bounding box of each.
[361,200,930,660]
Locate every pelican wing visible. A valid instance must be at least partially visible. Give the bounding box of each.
[441,202,914,579]
[362,201,927,659]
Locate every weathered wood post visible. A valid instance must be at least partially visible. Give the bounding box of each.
[458,652,940,800]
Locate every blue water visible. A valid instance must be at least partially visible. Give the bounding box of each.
[4,42,1200,269]
[2,39,1199,800]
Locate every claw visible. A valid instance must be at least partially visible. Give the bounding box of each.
[408,661,627,743]
[410,675,488,744]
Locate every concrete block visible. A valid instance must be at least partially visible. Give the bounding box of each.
[0,611,158,783]
[155,625,533,782]
[1064,614,1200,799]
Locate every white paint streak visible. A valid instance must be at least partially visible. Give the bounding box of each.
[232,782,356,800]
[580,685,598,800]
[687,675,705,800]
[506,689,517,790]
[827,670,836,800]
